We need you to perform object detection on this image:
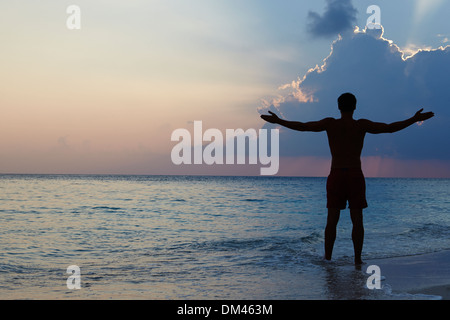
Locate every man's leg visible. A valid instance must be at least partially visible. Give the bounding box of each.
[324,208,340,261]
[350,208,364,265]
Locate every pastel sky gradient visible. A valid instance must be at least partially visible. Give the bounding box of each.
[1,0,449,177]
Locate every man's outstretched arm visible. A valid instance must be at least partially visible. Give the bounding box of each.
[260,111,332,132]
[361,108,434,134]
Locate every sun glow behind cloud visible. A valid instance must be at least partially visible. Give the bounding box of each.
[260,22,450,177]
[402,0,447,56]
[413,0,445,24]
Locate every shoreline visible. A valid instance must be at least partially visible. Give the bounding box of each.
[366,250,450,300]
[408,284,450,300]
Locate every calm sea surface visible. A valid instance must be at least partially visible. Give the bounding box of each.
[0,175,449,299]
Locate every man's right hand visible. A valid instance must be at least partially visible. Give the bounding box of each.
[413,108,435,122]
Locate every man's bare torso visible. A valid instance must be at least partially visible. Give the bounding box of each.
[326,118,366,169]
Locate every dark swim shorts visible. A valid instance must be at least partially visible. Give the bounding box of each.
[326,168,368,210]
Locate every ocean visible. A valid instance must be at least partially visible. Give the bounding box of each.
[0,174,449,300]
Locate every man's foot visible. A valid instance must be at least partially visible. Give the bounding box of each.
[355,259,365,266]
[354,259,365,270]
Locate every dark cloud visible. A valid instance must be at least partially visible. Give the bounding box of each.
[307,0,357,38]
[261,27,450,163]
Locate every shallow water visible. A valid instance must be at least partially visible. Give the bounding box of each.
[0,175,449,299]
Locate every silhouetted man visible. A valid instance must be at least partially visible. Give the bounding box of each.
[261,93,434,265]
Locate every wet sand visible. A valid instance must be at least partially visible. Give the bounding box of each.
[366,250,450,300]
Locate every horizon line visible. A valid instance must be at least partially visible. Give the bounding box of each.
[1,172,448,179]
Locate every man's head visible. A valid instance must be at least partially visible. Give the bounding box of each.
[338,93,356,113]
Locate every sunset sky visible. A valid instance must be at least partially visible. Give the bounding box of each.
[1,0,449,177]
